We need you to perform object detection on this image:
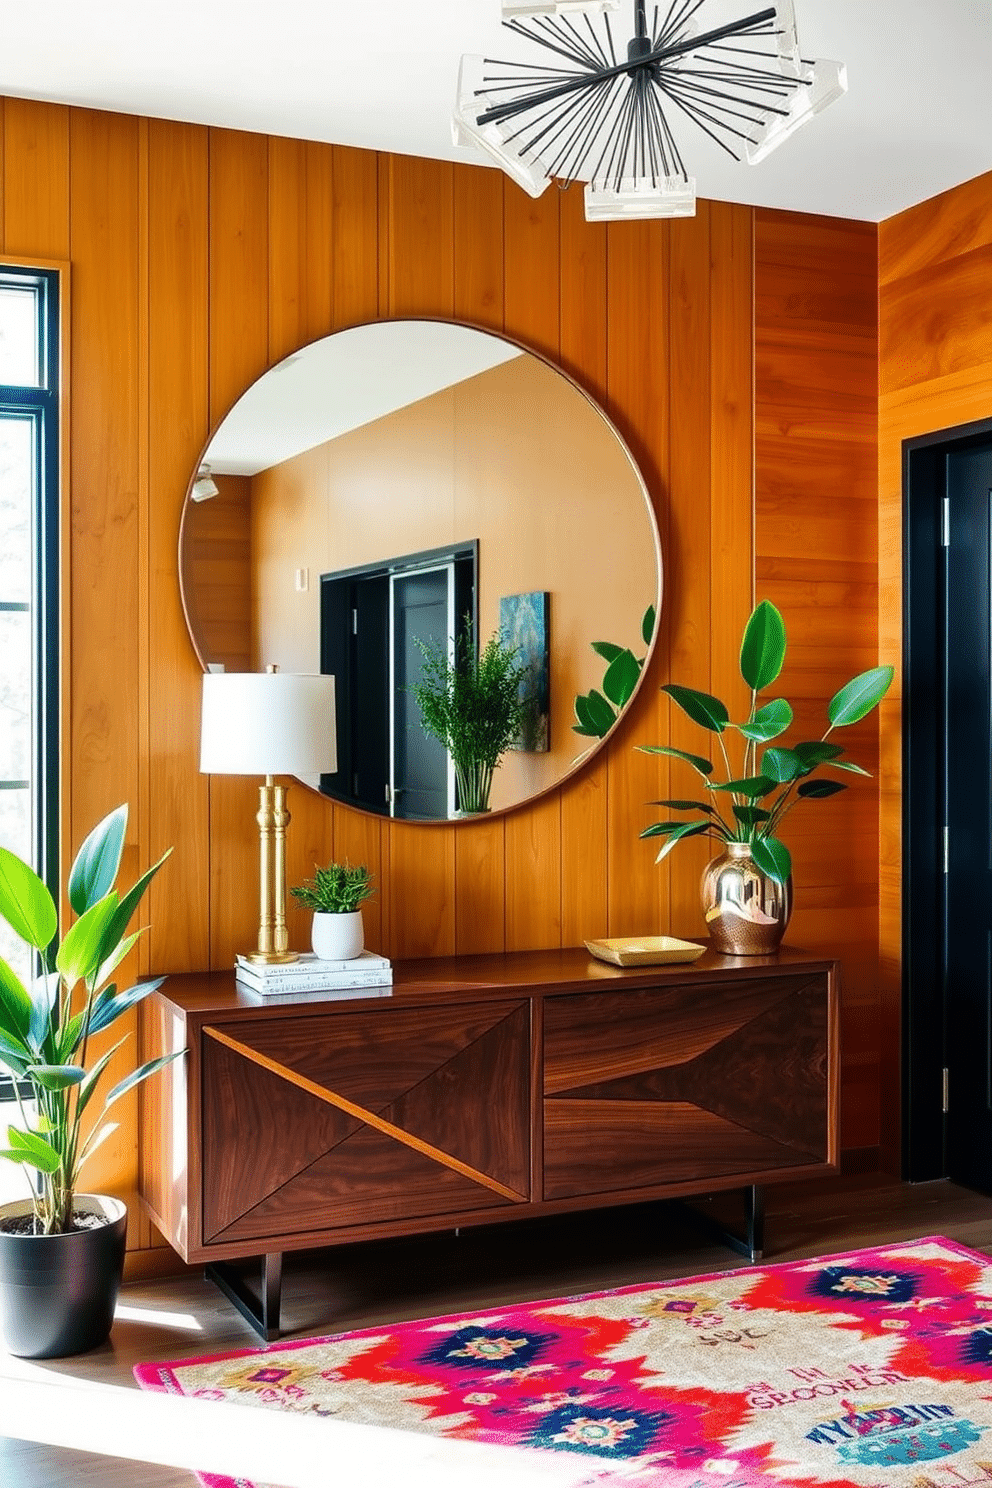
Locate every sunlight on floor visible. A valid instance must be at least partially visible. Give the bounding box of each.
[0,1373,611,1488]
[114,1303,203,1333]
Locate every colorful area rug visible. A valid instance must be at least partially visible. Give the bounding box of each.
[135,1237,992,1488]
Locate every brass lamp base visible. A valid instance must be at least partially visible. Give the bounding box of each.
[248,776,299,964]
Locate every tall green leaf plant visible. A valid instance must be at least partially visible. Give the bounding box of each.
[638,601,893,883]
[0,805,176,1234]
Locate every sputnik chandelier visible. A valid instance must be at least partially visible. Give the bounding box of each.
[453,0,846,220]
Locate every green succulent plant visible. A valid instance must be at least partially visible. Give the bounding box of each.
[290,863,375,915]
[637,600,893,883]
[0,805,176,1235]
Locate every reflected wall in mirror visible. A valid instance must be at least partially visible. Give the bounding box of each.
[180,320,662,822]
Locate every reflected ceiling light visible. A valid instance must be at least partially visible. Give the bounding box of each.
[454,0,846,221]
[191,463,219,502]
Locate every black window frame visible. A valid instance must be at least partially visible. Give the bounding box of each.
[0,265,60,1104]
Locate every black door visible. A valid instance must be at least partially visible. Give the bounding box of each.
[944,445,992,1190]
[392,568,451,820]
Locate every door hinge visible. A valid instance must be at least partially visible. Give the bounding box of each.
[942,495,951,547]
[942,1066,950,1114]
[944,825,950,875]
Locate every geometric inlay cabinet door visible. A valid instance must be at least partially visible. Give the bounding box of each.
[543,973,829,1201]
[201,999,531,1245]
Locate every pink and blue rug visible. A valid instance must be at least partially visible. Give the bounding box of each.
[135,1236,992,1487]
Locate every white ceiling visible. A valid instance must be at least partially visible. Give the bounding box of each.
[1,1,989,223]
[206,322,521,476]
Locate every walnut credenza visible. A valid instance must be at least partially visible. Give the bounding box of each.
[138,944,838,1336]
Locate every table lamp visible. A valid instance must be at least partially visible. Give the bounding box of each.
[200,668,337,963]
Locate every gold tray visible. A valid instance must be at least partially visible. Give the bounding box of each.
[584,935,706,967]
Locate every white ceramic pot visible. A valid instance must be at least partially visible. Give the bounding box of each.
[311,909,364,961]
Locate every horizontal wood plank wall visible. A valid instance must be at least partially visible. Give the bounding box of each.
[754,211,881,1159]
[0,92,884,1258]
[878,169,992,1171]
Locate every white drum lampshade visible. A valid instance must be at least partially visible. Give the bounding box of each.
[200,671,337,777]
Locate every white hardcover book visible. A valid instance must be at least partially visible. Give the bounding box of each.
[237,982,393,1004]
[235,966,393,996]
[235,949,391,979]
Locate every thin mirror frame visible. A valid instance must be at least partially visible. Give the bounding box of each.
[179,317,663,824]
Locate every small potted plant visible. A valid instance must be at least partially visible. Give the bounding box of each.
[291,862,376,961]
[412,622,528,815]
[0,804,176,1357]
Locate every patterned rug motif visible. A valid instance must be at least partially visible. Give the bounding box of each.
[135,1237,992,1488]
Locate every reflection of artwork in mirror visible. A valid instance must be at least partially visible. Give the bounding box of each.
[179,320,661,822]
[500,591,550,754]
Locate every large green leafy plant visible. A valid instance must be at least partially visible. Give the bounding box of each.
[413,624,528,814]
[638,601,893,883]
[0,805,175,1235]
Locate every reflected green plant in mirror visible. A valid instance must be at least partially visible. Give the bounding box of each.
[413,623,528,814]
[573,604,657,742]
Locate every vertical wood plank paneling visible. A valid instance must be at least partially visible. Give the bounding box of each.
[2,99,69,258]
[452,162,507,955]
[328,143,385,948]
[207,129,270,971]
[267,133,335,955]
[453,162,504,334]
[67,107,142,1207]
[146,119,211,973]
[603,219,670,938]
[559,185,610,947]
[755,209,880,1157]
[709,203,754,714]
[330,145,380,329]
[503,185,562,950]
[382,154,456,958]
[304,141,335,342]
[667,205,715,936]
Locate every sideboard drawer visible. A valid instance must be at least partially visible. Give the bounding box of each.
[542,972,829,1201]
[200,999,531,1245]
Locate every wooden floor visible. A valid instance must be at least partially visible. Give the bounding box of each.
[2,1171,991,1487]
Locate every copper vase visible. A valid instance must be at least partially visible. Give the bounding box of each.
[701,841,792,956]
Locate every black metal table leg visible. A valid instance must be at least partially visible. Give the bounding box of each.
[678,1185,765,1263]
[206,1252,283,1340]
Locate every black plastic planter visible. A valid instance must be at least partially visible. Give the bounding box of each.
[0,1195,128,1358]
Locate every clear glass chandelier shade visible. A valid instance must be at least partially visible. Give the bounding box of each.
[452,54,552,199]
[584,174,697,220]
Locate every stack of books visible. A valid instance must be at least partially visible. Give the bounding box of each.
[234,950,393,998]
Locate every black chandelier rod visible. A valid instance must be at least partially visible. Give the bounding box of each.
[479,6,776,128]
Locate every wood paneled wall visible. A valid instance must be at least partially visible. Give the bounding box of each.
[0,94,883,1261]
[754,211,881,1155]
[878,169,992,1169]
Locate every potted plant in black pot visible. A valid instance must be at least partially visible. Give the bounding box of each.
[0,804,176,1357]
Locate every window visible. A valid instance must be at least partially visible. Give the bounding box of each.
[0,267,59,1105]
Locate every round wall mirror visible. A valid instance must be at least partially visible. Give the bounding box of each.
[180,319,661,822]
